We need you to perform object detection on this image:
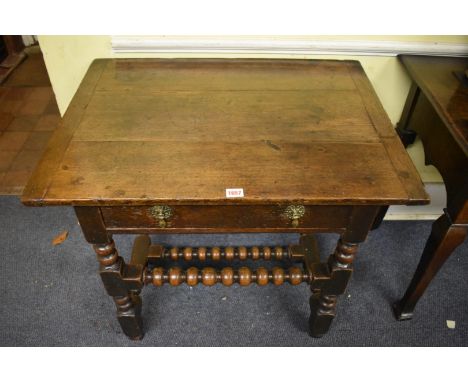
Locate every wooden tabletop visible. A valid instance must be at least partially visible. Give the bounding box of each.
[22,59,428,206]
[399,55,468,156]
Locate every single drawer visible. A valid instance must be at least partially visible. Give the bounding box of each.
[100,204,352,232]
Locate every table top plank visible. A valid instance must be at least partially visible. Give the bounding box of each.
[22,58,428,207]
[381,136,430,204]
[43,140,408,205]
[96,59,358,92]
[74,90,377,143]
[347,63,399,139]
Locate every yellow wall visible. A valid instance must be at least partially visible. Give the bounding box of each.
[38,35,468,183]
[38,36,112,113]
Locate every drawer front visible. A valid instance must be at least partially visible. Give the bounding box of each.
[100,204,351,232]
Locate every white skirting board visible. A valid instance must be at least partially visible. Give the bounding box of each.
[385,182,446,220]
[111,37,468,57]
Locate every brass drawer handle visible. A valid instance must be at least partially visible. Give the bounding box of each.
[149,205,173,228]
[284,205,305,227]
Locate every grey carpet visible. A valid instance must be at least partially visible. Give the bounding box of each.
[0,195,467,346]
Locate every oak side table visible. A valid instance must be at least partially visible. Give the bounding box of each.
[22,59,428,340]
[394,55,468,320]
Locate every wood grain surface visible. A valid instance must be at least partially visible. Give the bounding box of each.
[399,55,468,155]
[21,58,428,206]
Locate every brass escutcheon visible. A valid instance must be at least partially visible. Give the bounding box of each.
[284,205,305,228]
[149,205,173,228]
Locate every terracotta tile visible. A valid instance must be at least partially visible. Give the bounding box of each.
[27,86,54,101]
[0,131,30,151]
[0,88,8,102]
[0,113,14,131]
[1,87,30,101]
[6,116,38,132]
[9,150,43,172]
[34,114,60,131]
[1,169,32,188]
[22,131,52,151]
[0,98,23,115]
[0,150,19,172]
[0,171,25,194]
[17,97,49,116]
[5,52,51,88]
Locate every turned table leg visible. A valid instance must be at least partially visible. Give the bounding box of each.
[74,205,381,339]
[307,206,380,337]
[393,211,467,320]
[75,207,145,340]
[309,238,358,337]
[94,241,144,340]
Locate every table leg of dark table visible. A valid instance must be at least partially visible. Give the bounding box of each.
[393,210,467,320]
[309,206,380,337]
[75,205,380,340]
[392,83,468,320]
[75,207,145,340]
[395,82,419,147]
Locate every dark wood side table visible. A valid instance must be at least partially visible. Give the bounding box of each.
[22,59,428,340]
[394,55,468,320]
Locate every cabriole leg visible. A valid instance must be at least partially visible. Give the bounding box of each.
[393,212,467,320]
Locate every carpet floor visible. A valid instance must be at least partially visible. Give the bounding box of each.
[0,195,467,346]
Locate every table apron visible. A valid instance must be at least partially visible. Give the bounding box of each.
[100,205,353,232]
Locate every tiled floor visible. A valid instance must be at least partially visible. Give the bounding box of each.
[0,46,60,194]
